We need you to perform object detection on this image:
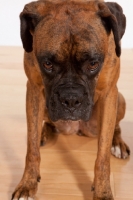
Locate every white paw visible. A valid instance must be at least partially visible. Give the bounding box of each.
[111,146,121,158]
[111,145,129,159]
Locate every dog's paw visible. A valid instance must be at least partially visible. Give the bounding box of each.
[12,198,34,200]
[93,188,114,200]
[11,179,38,200]
[111,142,130,159]
[93,196,114,200]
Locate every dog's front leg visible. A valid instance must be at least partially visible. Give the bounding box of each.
[12,81,44,200]
[93,87,118,200]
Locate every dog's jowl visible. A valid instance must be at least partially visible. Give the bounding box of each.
[12,1,130,200]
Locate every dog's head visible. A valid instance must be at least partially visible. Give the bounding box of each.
[20,0,126,121]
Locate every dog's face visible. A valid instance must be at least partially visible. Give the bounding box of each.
[20,1,125,122]
[34,10,106,121]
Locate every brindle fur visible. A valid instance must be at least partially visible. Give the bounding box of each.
[12,1,130,200]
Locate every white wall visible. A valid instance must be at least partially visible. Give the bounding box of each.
[0,0,132,48]
[0,0,36,47]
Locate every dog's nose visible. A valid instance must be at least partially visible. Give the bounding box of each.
[60,95,82,112]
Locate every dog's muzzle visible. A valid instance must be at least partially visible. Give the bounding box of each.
[47,83,93,122]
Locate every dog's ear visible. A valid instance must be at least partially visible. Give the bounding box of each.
[105,2,126,39]
[98,2,126,57]
[20,1,47,52]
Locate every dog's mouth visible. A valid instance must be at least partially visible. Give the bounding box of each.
[46,83,94,122]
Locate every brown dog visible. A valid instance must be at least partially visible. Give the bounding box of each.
[12,1,130,199]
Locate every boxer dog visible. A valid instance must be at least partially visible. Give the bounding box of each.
[12,0,130,199]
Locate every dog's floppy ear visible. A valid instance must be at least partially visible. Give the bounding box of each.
[105,2,126,39]
[20,1,46,52]
[98,2,126,57]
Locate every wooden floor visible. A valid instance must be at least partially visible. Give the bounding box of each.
[0,46,133,200]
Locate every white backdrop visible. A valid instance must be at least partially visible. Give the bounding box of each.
[0,0,133,48]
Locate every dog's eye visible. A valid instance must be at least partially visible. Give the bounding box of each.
[43,61,53,72]
[88,61,99,72]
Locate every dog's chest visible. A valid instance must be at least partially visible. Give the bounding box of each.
[53,119,98,137]
[54,121,80,135]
